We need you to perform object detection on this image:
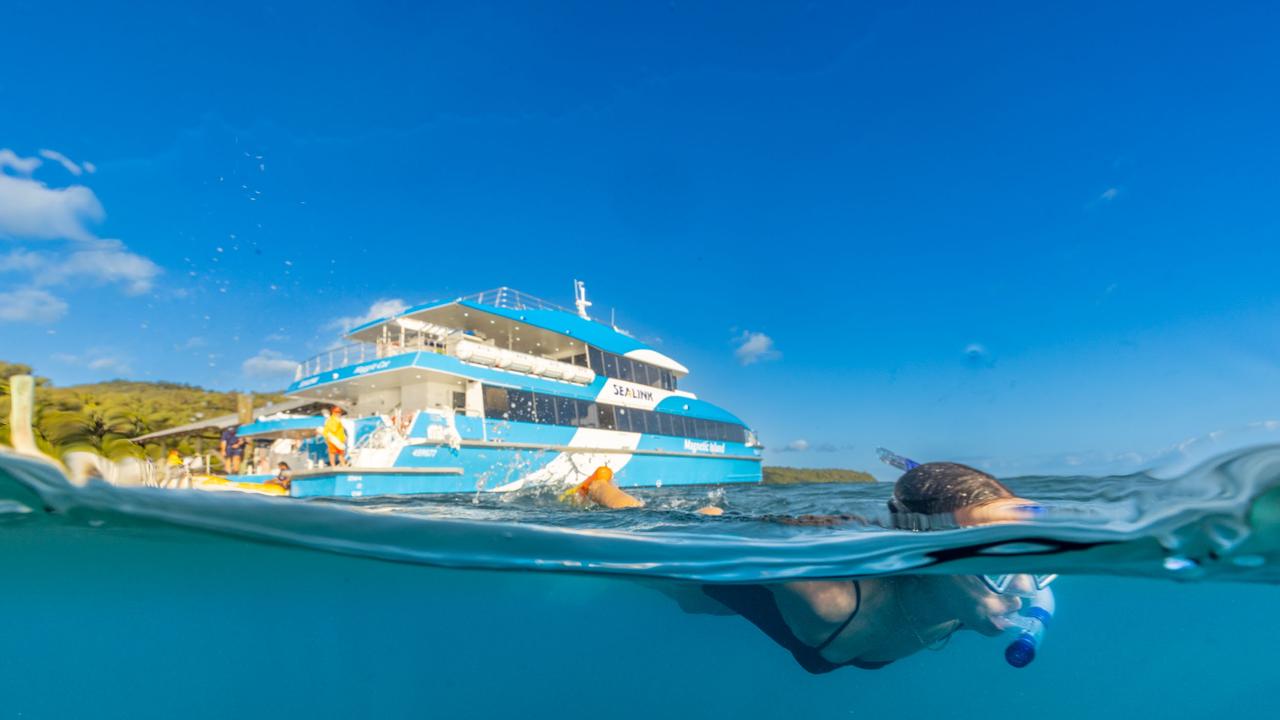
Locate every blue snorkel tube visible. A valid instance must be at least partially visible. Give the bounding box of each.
[999,587,1054,668]
[876,448,1055,668]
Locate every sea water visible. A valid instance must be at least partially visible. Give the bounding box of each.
[2,447,1279,719]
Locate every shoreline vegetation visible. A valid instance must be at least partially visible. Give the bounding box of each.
[2,361,875,482]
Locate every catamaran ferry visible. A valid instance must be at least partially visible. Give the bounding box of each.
[233,284,762,498]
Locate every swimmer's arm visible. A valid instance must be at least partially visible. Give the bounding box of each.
[586,480,644,509]
[772,581,862,646]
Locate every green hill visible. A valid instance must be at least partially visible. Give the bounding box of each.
[0,361,279,460]
[763,466,877,484]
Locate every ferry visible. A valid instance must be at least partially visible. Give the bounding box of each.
[234,284,763,498]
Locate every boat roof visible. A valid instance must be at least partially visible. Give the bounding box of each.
[131,398,342,442]
[344,287,688,374]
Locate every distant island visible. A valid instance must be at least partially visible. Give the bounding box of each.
[763,467,876,484]
[2,361,876,481]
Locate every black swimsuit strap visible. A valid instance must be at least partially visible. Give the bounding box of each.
[813,580,861,652]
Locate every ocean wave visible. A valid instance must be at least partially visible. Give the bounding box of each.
[2,445,1278,584]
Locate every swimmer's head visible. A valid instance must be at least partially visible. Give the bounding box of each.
[889,462,1042,527]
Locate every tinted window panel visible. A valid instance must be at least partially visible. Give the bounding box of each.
[589,347,605,374]
[633,362,650,387]
[616,407,632,432]
[656,412,670,436]
[618,357,634,382]
[483,386,509,419]
[598,404,616,430]
[556,396,579,426]
[670,414,686,437]
[508,390,536,423]
[579,401,598,428]
[603,353,618,378]
[535,394,557,425]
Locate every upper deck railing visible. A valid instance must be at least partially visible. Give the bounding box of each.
[295,340,438,380]
[295,287,581,381]
[458,287,575,315]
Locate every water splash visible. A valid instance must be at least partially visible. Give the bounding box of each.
[2,444,1279,584]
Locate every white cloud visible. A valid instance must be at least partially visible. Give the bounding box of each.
[780,439,810,452]
[243,349,299,378]
[0,288,68,323]
[0,148,161,316]
[1099,187,1120,202]
[733,330,780,365]
[0,240,160,294]
[329,298,409,332]
[0,172,104,242]
[87,356,130,373]
[38,149,84,176]
[48,349,131,374]
[0,149,42,176]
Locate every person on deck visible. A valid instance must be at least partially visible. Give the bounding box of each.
[323,406,348,467]
[220,425,245,475]
[577,461,1054,672]
[267,461,292,491]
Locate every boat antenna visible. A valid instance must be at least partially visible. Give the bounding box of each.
[574,279,592,320]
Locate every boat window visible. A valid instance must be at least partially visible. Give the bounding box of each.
[570,353,588,367]
[603,352,618,378]
[588,347,605,374]
[578,400,598,428]
[556,396,579,426]
[633,362,650,387]
[480,385,745,442]
[483,386,510,419]
[535,393,557,425]
[508,390,537,423]
[617,356,634,382]
[452,391,466,411]
[597,404,616,430]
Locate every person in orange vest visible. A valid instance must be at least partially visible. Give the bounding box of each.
[323,406,348,467]
[560,466,722,515]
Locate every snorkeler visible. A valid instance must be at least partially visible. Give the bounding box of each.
[575,461,1055,671]
[699,462,1053,672]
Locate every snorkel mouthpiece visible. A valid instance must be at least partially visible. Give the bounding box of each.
[1002,589,1054,668]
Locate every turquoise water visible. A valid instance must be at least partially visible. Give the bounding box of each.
[3,447,1279,718]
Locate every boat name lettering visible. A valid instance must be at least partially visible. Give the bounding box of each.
[683,439,726,454]
[611,384,655,402]
[353,360,392,375]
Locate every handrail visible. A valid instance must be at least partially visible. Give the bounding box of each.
[294,341,386,379]
[457,287,575,314]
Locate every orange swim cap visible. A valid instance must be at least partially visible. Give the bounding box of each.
[572,466,613,498]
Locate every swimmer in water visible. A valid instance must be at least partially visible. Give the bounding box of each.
[590,461,1053,672]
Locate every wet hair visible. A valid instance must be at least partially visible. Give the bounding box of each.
[889,462,1013,518]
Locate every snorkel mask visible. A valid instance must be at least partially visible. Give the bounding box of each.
[878,449,1058,668]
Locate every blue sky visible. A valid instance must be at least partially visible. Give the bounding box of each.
[3,1,1279,477]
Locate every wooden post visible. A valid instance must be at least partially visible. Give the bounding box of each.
[237,393,254,426]
[8,374,38,455]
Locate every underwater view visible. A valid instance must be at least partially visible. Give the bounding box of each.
[3,441,1280,718]
[5,1,1280,718]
